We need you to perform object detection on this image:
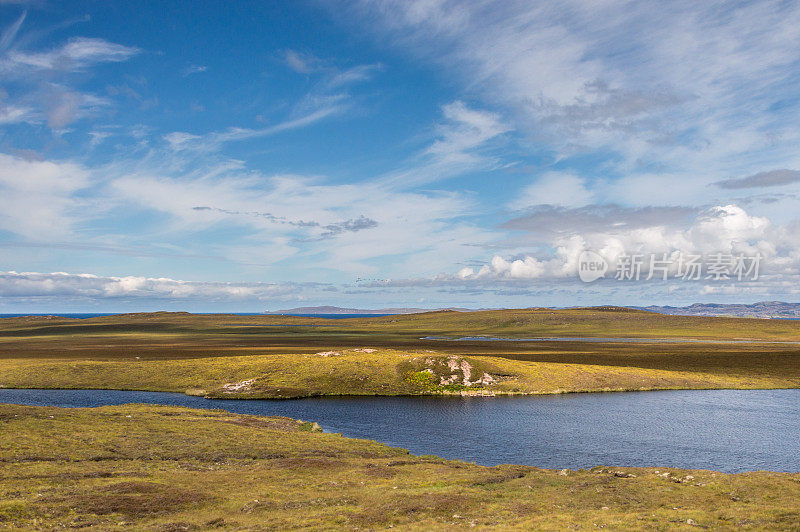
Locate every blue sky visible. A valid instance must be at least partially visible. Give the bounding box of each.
[2,0,800,311]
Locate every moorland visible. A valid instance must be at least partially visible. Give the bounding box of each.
[1,308,800,530]
[0,403,798,530]
[0,307,798,398]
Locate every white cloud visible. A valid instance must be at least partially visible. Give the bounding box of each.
[0,153,90,239]
[458,204,794,281]
[0,10,25,52]
[0,270,305,301]
[105,162,494,277]
[0,14,139,131]
[0,103,33,124]
[0,87,112,129]
[162,106,343,152]
[374,204,798,290]
[46,90,81,128]
[182,64,207,76]
[509,172,595,209]
[163,131,202,149]
[284,49,323,74]
[325,64,380,88]
[162,62,379,152]
[379,101,509,188]
[6,37,139,71]
[349,0,800,206]
[426,101,509,165]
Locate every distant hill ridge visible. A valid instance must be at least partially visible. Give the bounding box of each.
[263,305,478,315]
[640,301,800,318]
[266,302,800,318]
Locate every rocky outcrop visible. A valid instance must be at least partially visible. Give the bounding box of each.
[222,378,257,392]
[415,355,498,388]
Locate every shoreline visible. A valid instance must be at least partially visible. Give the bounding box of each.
[1,402,797,529]
[0,398,798,475]
[1,382,799,399]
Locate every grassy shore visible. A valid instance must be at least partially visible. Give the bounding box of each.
[0,347,796,399]
[0,308,798,397]
[1,403,798,530]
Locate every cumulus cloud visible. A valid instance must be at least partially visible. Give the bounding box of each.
[480,204,778,280]
[382,204,800,287]
[0,271,308,301]
[6,3,800,309]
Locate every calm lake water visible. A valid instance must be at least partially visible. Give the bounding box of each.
[1,388,797,473]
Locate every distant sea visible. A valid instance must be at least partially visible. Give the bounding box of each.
[266,313,392,319]
[0,313,392,320]
[0,313,122,319]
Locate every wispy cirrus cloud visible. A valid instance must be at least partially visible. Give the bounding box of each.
[5,37,138,71]
[283,49,324,74]
[378,100,510,188]
[181,64,207,76]
[0,13,139,130]
[346,0,800,208]
[163,61,378,152]
[0,10,25,51]
[163,105,344,152]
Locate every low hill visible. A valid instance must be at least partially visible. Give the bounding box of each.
[643,301,800,319]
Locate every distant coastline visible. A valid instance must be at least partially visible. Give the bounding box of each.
[0,312,267,320]
[4,301,800,321]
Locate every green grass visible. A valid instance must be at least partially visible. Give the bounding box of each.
[0,403,798,530]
